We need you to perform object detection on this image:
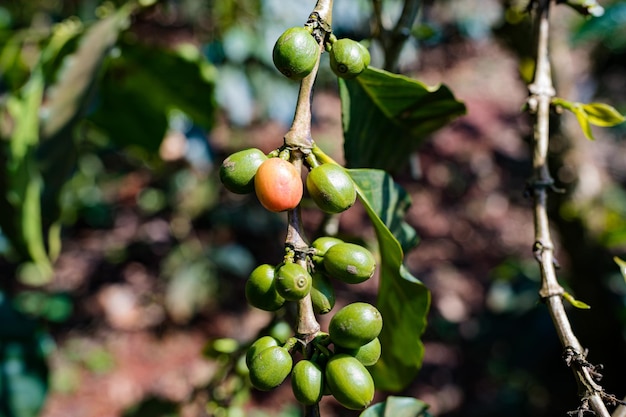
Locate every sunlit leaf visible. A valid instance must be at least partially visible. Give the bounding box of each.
[562,291,591,309]
[581,102,626,127]
[614,257,626,284]
[361,396,432,417]
[340,67,465,172]
[558,0,604,17]
[553,98,625,141]
[348,168,430,392]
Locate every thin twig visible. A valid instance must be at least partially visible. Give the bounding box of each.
[527,1,610,416]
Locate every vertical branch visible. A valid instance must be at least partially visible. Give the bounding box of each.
[370,0,420,71]
[282,2,333,416]
[527,1,611,415]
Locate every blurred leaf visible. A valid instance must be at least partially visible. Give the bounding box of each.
[553,98,625,140]
[613,257,626,284]
[348,168,430,392]
[572,2,626,51]
[162,244,218,323]
[40,7,131,139]
[89,41,217,152]
[13,290,73,322]
[361,396,432,417]
[562,292,591,309]
[558,0,604,17]
[581,102,626,127]
[339,67,465,172]
[1,71,53,279]
[0,291,50,417]
[38,6,132,244]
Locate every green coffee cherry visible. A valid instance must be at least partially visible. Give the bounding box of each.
[355,42,371,67]
[310,271,335,314]
[273,27,319,80]
[329,38,369,79]
[325,354,374,410]
[329,302,382,349]
[311,236,344,265]
[245,264,285,311]
[246,336,279,367]
[248,345,293,391]
[269,321,292,344]
[323,243,376,284]
[274,262,312,301]
[306,164,357,214]
[291,360,324,405]
[219,148,267,194]
[336,337,381,367]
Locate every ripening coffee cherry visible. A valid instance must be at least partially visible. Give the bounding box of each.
[254,158,303,212]
[323,243,376,284]
[310,271,335,314]
[246,336,279,367]
[245,264,285,311]
[325,354,374,410]
[273,27,319,80]
[248,345,293,391]
[329,38,369,79]
[274,262,312,301]
[291,360,324,405]
[336,337,381,367]
[306,164,356,214]
[219,148,267,194]
[329,302,382,349]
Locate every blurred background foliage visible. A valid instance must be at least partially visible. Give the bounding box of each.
[0,0,625,417]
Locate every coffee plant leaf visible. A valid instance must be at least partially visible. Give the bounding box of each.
[0,291,51,417]
[1,72,53,279]
[88,41,217,152]
[339,67,465,172]
[562,291,591,309]
[553,98,625,140]
[572,2,626,50]
[348,169,418,252]
[614,257,626,284]
[349,168,430,392]
[360,396,432,417]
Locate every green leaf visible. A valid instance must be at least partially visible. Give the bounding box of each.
[347,169,418,252]
[339,67,465,172]
[360,396,432,417]
[613,257,626,284]
[553,98,625,141]
[562,291,591,309]
[88,41,217,152]
[348,168,430,392]
[572,3,626,51]
[559,0,604,17]
[40,7,131,139]
[0,291,51,417]
[1,72,53,279]
[581,102,626,127]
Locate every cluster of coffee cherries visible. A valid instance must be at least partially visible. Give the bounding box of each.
[245,302,382,410]
[219,145,381,409]
[219,146,357,215]
[272,24,370,81]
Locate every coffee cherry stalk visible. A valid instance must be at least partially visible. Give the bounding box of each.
[218,0,381,413]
